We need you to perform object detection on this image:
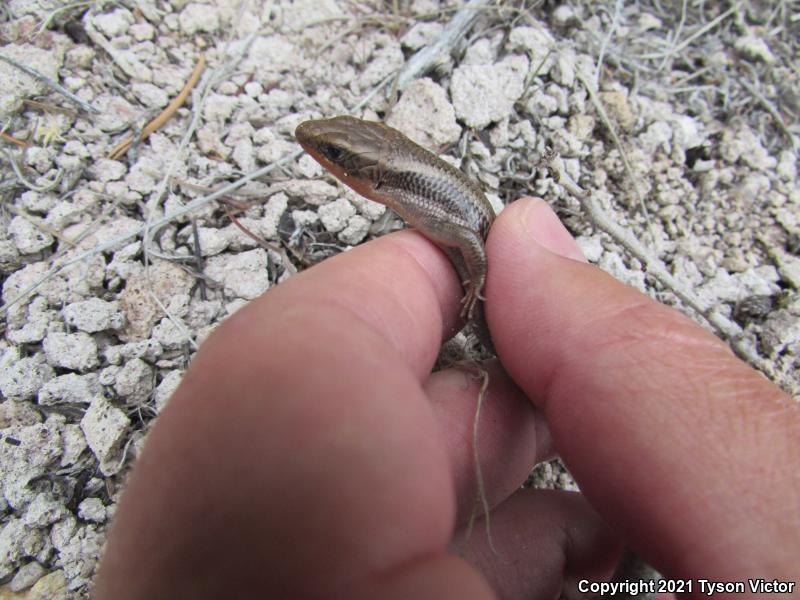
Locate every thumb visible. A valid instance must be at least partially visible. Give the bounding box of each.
[486,198,799,581]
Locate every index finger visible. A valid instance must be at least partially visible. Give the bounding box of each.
[486,199,800,580]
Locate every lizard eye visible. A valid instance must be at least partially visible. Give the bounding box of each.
[319,143,343,162]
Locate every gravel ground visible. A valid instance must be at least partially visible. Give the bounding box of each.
[0,0,798,597]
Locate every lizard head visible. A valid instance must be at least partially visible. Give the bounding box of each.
[295,116,389,199]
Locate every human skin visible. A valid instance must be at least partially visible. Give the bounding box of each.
[93,199,799,599]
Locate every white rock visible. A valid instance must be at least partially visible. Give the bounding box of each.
[132,82,169,108]
[0,43,64,119]
[77,498,106,523]
[639,121,674,154]
[194,227,230,257]
[38,373,101,406]
[203,93,239,122]
[346,190,386,220]
[698,266,780,305]
[0,416,64,510]
[552,4,579,26]
[339,215,371,246]
[292,209,319,228]
[242,35,297,77]
[91,158,127,183]
[63,298,124,332]
[10,560,46,592]
[776,151,797,181]
[720,126,777,171]
[669,114,705,150]
[551,49,577,88]
[6,310,50,345]
[637,12,662,30]
[20,191,55,214]
[576,235,603,263]
[401,22,443,50]
[43,332,99,372]
[179,3,220,34]
[734,34,776,64]
[261,193,288,239]
[451,55,529,129]
[8,216,53,254]
[319,198,357,233]
[114,358,154,404]
[23,493,67,528]
[387,79,461,148]
[130,22,156,41]
[0,519,27,579]
[80,396,130,465]
[49,516,77,552]
[509,24,555,62]
[154,369,184,413]
[281,179,339,205]
[93,8,134,37]
[0,351,54,402]
[52,522,103,581]
[231,137,256,172]
[205,249,270,300]
[61,424,87,466]
[103,339,163,365]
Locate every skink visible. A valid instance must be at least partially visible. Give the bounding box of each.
[295,115,496,353]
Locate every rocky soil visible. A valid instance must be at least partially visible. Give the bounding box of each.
[0,0,797,597]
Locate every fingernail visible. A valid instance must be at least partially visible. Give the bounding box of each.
[519,198,587,262]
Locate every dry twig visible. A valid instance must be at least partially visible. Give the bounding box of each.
[108,55,206,160]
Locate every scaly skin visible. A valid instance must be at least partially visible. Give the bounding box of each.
[296,115,496,353]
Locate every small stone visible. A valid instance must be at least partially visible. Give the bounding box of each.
[179,3,220,34]
[508,24,555,72]
[20,191,56,214]
[23,493,67,528]
[319,198,357,233]
[194,227,230,257]
[0,351,54,402]
[93,8,134,37]
[43,332,99,372]
[281,180,339,206]
[203,93,238,122]
[387,79,461,149]
[63,298,124,332]
[292,209,319,228]
[114,358,154,404]
[132,82,169,108]
[451,55,529,129]
[231,137,256,173]
[77,498,106,523]
[576,235,603,263]
[9,216,53,254]
[260,193,288,239]
[38,373,101,406]
[80,396,130,465]
[91,159,127,182]
[734,34,776,64]
[61,424,87,466]
[10,560,46,592]
[154,370,184,413]
[338,215,370,245]
[130,22,155,41]
[205,249,270,300]
[599,90,636,132]
[401,22,443,50]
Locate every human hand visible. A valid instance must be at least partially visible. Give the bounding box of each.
[94,199,799,599]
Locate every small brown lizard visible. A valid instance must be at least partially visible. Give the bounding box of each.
[295,115,496,353]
